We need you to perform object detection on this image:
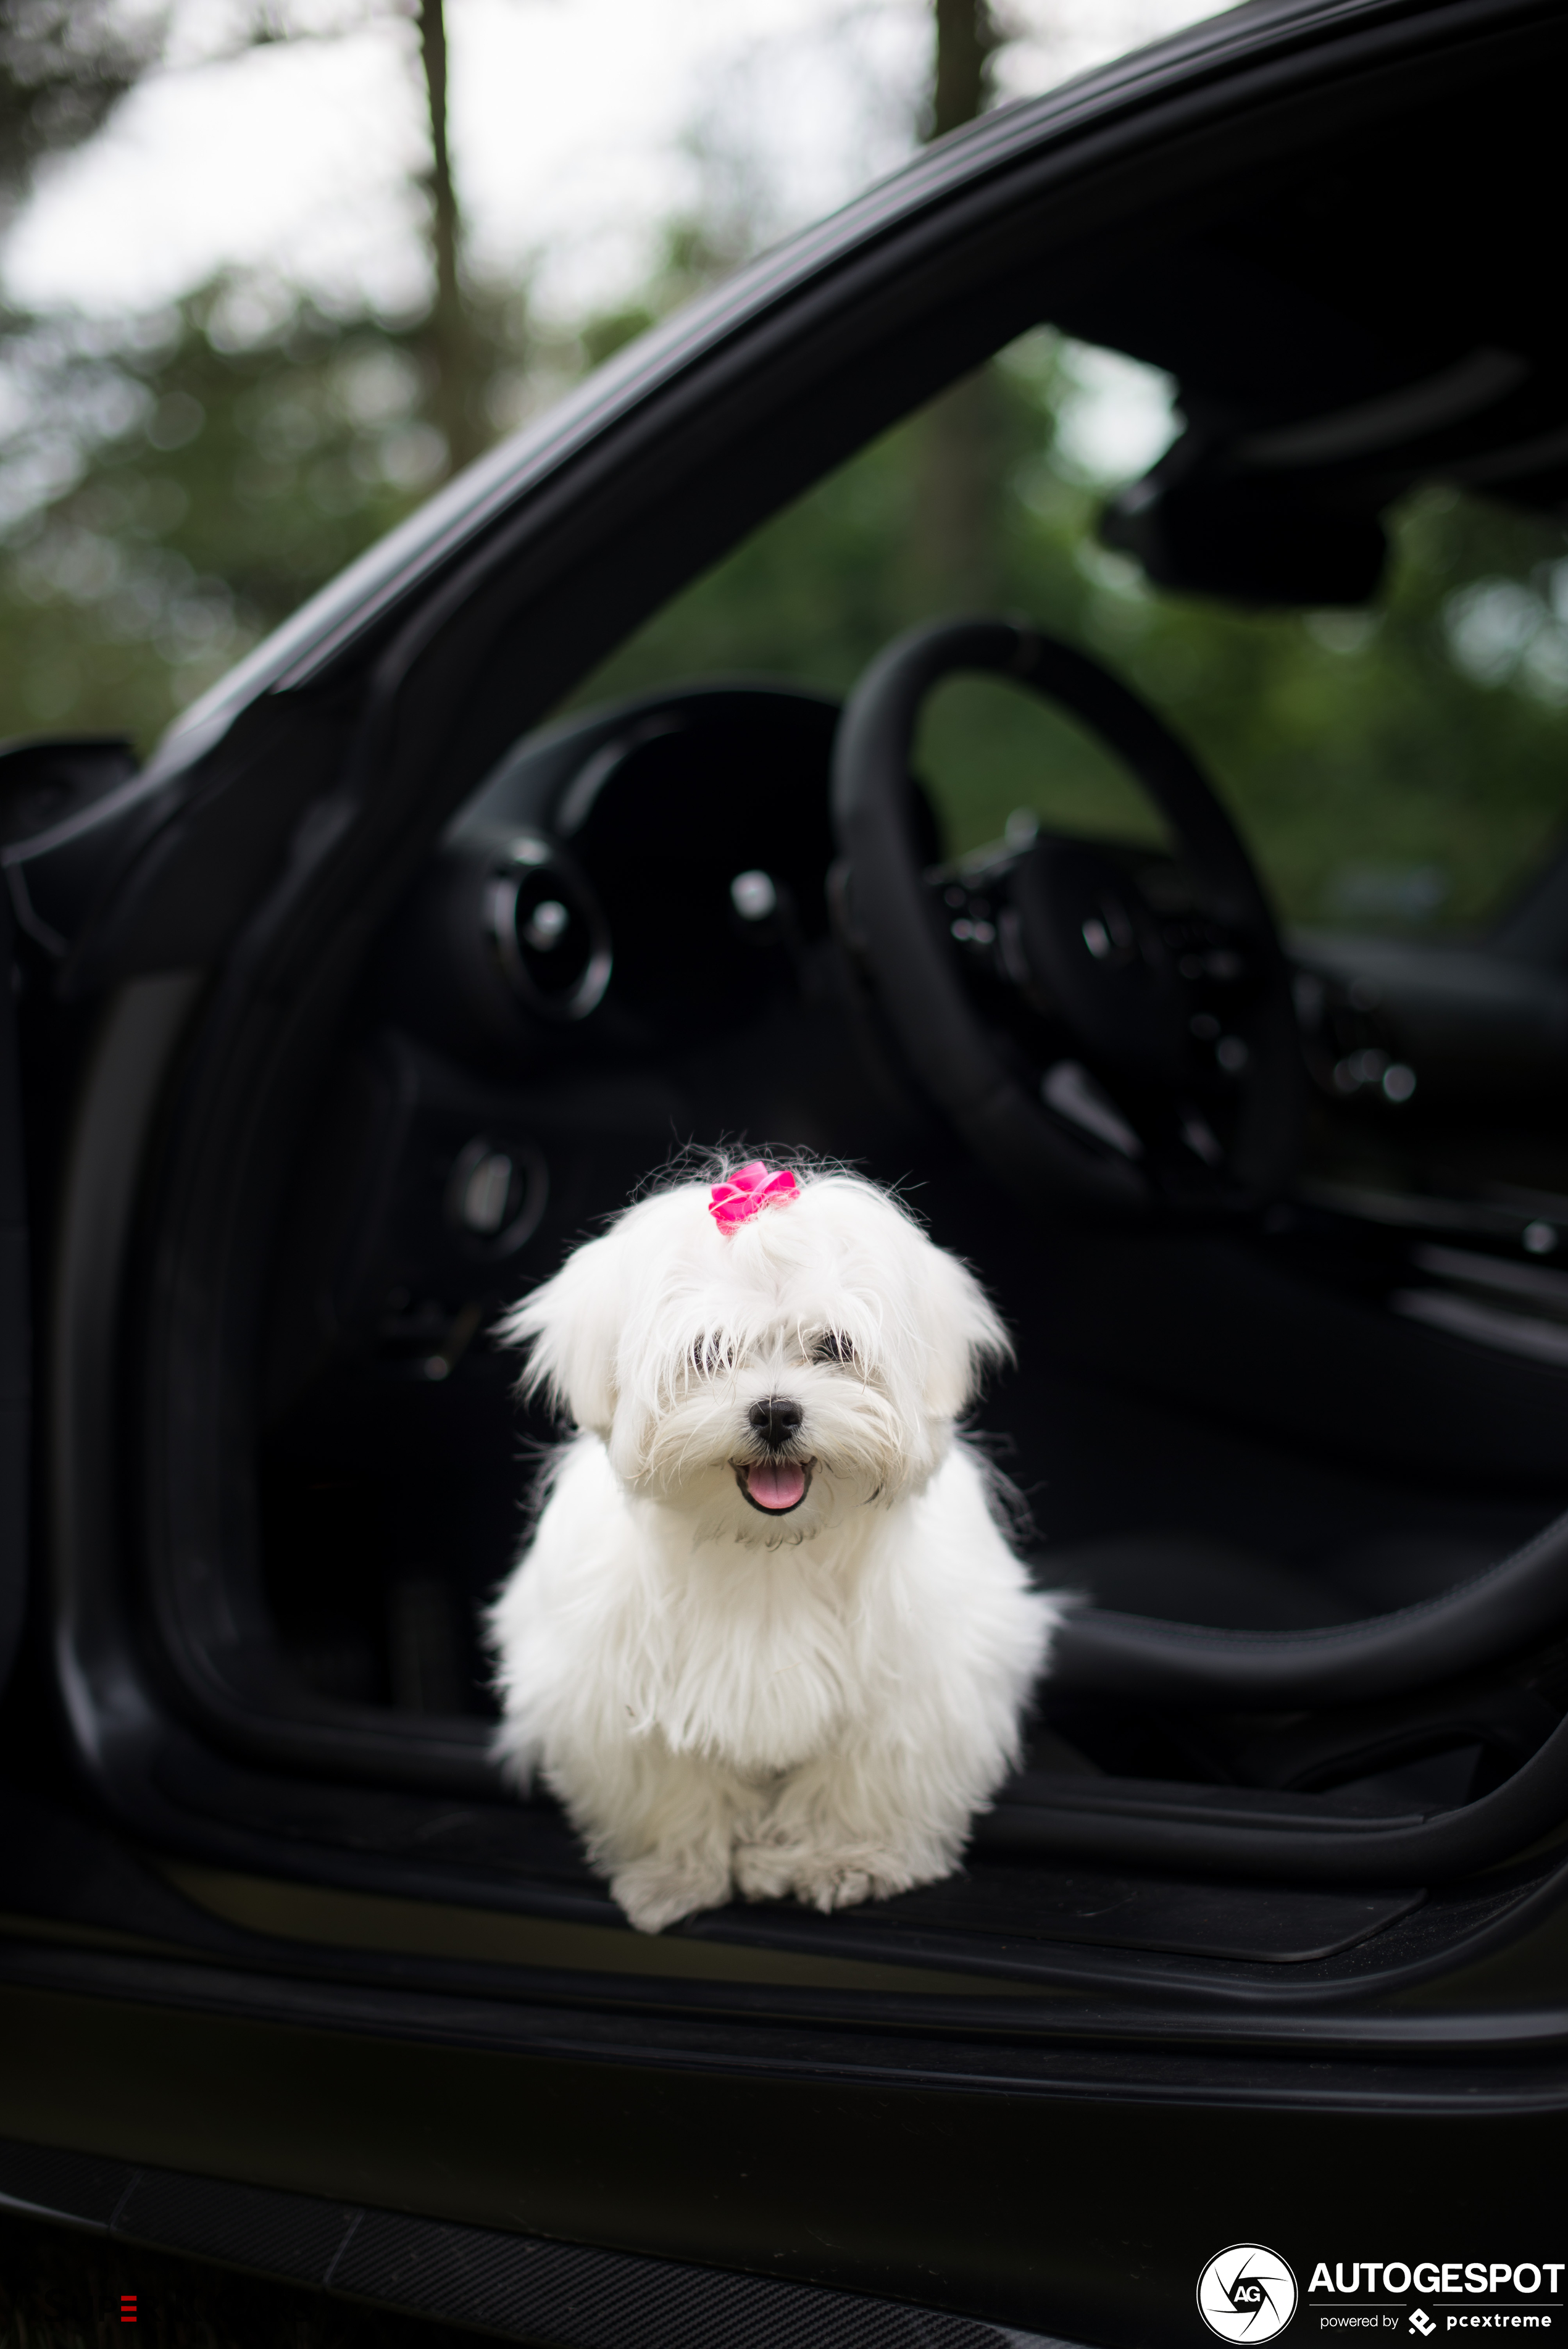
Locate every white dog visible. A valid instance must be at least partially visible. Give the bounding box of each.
[487,1159,1059,1933]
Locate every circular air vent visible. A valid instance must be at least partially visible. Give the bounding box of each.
[485,834,612,1021]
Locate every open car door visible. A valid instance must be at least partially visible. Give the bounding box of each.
[0,731,146,1715]
[0,775,28,1706]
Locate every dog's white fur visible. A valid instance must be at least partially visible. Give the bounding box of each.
[487,1168,1060,1933]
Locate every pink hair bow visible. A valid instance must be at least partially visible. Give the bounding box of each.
[709,1160,799,1232]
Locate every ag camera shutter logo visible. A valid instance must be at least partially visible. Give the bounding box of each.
[1198,2245,1299,2341]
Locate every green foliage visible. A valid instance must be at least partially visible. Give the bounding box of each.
[577,332,1568,937]
[0,282,532,747]
[0,232,695,754]
[1093,484,1568,935]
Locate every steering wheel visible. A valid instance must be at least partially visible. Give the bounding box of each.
[832,617,1304,1216]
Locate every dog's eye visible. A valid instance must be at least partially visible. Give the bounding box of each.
[691,1335,735,1374]
[811,1332,857,1367]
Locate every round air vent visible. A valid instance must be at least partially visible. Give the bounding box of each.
[484,834,612,1021]
[444,1133,549,1259]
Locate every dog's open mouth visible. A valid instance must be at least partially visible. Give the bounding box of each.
[736,1459,814,1514]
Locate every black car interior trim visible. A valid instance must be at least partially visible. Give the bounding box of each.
[0,883,25,1706]
[977,1714,1568,1885]
[1053,1509,1568,1704]
[56,1724,1568,2008]
[8,1763,1568,2020]
[0,2134,1075,2349]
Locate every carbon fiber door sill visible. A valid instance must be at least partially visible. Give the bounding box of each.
[0,2135,1075,2349]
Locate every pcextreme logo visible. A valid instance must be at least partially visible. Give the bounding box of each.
[1198,2246,1300,2342]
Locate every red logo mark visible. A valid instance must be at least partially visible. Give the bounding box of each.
[120,2293,136,2324]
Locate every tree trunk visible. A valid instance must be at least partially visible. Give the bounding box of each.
[416,0,485,476]
[928,0,1001,141]
[912,0,1007,612]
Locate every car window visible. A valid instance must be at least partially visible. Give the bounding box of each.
[570,332,1568,941]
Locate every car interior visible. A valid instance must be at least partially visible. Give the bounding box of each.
[41,15,1568,2008]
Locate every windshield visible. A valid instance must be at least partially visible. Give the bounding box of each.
[571,332,1568,943]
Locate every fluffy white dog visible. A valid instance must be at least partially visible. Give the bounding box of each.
[488,1159,1059,1933]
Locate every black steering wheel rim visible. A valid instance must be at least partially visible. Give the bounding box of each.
[831,616,1304,1216]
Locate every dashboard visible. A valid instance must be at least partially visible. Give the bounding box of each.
[381,685,843,1069]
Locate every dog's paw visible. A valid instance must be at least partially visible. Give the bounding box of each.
[732,1835,798,1905]
[796,1855,911,1913]
[610,1852,732,1934]
[735,1835,923,1914]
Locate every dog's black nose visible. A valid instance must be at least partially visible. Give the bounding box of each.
[749,1396,803,1450]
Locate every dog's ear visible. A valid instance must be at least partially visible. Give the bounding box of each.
[919,1243,1012,1419]
[499,1231,622,1435]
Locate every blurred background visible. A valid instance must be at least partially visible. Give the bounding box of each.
[2,0,1567,937]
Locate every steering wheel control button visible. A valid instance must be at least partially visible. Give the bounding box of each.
[1014,838,1186,1083]
[1080,895,1135,967]
[1181,1110,1224,1166]
[1329,1043,1417,1103]
[1043,1061,1144,1158]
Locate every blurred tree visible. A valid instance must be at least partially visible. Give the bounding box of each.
[0,284,490,744]
[912,0,1010,610]
[0,0,551,749]
[0,0,807,757]
[928,0,1003,140]
[412,0,488,474]
[222,0,494,479]
[0,0,162,233]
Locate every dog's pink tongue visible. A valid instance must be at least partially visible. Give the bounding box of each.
[748,1461,807,1511]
